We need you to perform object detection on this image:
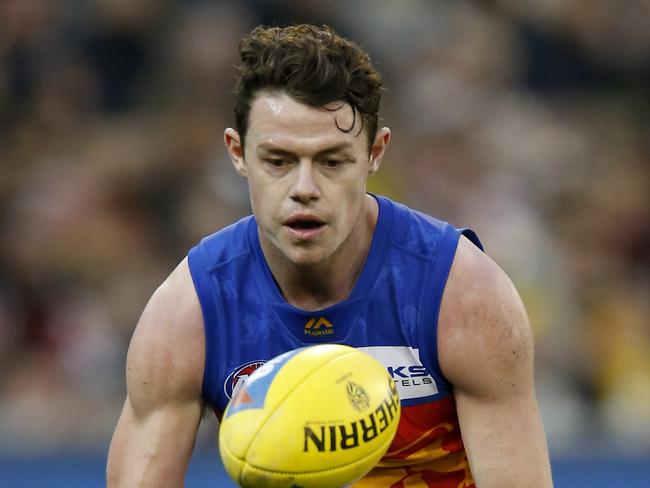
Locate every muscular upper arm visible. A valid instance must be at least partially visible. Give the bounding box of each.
[439,237,552,487]
[107,258,205,487]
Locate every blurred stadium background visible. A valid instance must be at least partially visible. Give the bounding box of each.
[1,0,648,485]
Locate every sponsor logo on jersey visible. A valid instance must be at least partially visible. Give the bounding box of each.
[357,346,439,399]
[224,360,266,399]
[304,316,334,337]
[303,379,399,452]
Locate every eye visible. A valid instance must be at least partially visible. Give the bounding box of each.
[323,159,342,168]
[265,158,287,167]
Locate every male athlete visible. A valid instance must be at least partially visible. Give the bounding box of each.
[107,25,553,487]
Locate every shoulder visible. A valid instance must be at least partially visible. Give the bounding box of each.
[126,258,205,414]
[190,216,254,267]
[438,236,534,395]
[378,196,452,254]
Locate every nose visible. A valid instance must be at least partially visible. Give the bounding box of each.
[290,161,320,203]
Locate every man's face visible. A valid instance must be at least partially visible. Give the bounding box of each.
[225,91,389,267]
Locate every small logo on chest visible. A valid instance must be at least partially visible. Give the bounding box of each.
[224,360,266,399]
[304,317,334,337]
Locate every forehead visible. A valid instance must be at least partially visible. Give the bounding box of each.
[246,91,364,151]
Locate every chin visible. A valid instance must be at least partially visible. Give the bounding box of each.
[285,251,325,267]
[282,245,332,268]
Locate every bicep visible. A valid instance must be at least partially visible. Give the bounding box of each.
[439,237,552,487]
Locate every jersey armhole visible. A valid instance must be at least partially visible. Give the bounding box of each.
[459,227,484,252]
[187,244,220,408]
[418,224,481,392]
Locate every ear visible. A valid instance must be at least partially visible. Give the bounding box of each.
[368,127,391,175]
[224,128,247,177]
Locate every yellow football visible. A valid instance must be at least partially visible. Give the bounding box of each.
[219,344,400,488]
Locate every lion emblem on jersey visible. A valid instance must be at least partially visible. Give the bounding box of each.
[346,381,370,412]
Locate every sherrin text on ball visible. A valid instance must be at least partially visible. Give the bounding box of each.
[219,344,401,488]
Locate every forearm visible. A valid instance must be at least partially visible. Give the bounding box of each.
[107,400,201,487]
[458,392,552,488]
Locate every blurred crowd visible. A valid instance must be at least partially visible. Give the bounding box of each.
[1,0,648,456]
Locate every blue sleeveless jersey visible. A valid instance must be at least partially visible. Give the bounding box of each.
[188,195,482,487]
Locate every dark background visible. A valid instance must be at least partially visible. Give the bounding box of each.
[1,0,648,485]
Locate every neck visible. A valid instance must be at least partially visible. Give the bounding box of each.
[263,195,379,311]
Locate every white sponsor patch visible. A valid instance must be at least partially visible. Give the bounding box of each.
[357,346,438,400]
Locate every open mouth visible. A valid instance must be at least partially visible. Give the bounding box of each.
[284,215,326,235]
[287,220,324,230]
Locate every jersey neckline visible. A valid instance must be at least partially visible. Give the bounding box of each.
[248,194,394,314]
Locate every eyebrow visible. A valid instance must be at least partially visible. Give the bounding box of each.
[257,142,354,157]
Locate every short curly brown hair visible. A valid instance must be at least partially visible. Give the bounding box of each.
[234,24,383,152]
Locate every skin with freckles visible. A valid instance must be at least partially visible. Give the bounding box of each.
[225,90,391,310]
[107,92,552,488]
[107,91,552,488]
